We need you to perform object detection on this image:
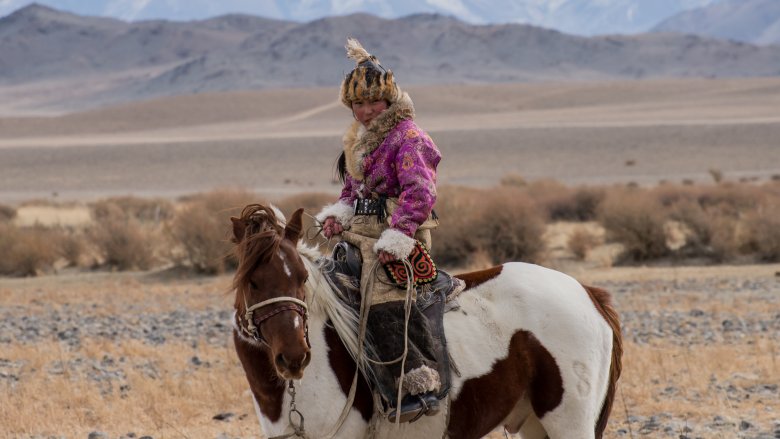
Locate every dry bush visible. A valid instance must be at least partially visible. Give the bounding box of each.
[432,186,545,266]
[91,215,156,271]
[707,217,743,262]
[274,192,337,246]
[568,227,601,260]
[430,186,484,266]
[499,173,527,187]
[274,192,334,217]
[520,180,604,221]
[695,183,765,217]
[745,205,780,262]
[92,196,174,223]
[598,189,668,262]
[58,231,90,268]
[170,189,259,274]
[475,188,546,264]
[0,224,61,276]
[0,204,16,222]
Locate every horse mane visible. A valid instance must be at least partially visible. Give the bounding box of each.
[299,243,378,380]
[232,204,284,311]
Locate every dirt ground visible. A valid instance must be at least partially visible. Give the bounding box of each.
[1,262,778,439]
[1,78,779,203]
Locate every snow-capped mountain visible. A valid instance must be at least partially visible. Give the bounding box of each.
[0,0,723,35]
[653,0,780,45]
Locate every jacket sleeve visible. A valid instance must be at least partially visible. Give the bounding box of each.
[315,175,356,225]
[373,131,441,259]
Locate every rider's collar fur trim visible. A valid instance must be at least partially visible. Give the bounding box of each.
[343,92,415,182]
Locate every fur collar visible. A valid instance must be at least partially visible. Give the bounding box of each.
[343,92,415,181]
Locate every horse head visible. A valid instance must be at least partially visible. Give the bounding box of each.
[231,204,311,380]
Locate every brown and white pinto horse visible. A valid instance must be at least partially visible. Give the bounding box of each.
[230,204,622,439]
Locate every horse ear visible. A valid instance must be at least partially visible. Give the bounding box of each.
[284,208,304,245]
[231,217,246,243]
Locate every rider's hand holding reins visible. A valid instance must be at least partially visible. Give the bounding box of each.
[322,217,344,239]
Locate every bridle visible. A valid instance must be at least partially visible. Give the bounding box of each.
[240,291,310,348]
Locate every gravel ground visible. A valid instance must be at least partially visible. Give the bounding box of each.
[2,272,779,438]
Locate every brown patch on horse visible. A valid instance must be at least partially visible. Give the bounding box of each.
[323,324,374,421]
[233,330,285,422]
[448,330,563,439]
[582,284,623,439]
[455,265,503,289]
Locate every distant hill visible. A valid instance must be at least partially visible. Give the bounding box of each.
[653,0,780,46]
[0,0,721,36]
[2,4,780,112]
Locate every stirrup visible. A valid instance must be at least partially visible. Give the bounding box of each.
[387,393,440,423]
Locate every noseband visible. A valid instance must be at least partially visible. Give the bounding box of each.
[241,296,310,348]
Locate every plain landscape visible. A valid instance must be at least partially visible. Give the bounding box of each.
[1,75,779,438]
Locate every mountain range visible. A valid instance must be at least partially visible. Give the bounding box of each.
[1,3,780,111]
[0,0,721,36]
[654,0,780,45]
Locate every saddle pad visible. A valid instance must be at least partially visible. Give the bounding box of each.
[382,240,438,287]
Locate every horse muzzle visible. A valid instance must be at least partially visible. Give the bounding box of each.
[275,350,311,380]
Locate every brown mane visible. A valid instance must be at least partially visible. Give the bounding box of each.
[232,204,284,311]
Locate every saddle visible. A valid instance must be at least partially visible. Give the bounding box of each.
[328,241,464,401]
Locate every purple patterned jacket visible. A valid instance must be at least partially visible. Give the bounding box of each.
[339,118,440,238]
[317,92,440,256]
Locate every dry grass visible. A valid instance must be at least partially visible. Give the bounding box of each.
[3,265,779,438]
[0,339,256,438]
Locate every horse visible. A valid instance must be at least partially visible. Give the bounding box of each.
[229,204,622,439]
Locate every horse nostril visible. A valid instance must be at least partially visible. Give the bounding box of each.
[275,353,288,370]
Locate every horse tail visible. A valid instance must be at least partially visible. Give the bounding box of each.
[582,284,623,439]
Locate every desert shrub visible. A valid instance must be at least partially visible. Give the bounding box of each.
[707,217,743,262]
[696,183,765,218]
[745,205,780,262]
[568,226,601,260]
[432,186,545,266]
[554,188,605,221]
[58,231,89,268]
[430,187,484,266]
[91,214,155,271]
[499,173,527,187]
[0,224,61,276]
[598,189,668,262]
[274,193,334,217]
[474,188,546,264]
[170,189,259,274]
[92,196,175,223]
[0,204,16,223]
[274,192,337,246]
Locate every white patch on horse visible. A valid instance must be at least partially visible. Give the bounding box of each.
[279,249,292,278]
[293,315,301,329]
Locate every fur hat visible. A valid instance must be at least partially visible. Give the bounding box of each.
[340,38,400,108]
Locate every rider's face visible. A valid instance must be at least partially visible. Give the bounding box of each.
[351,100,388,127]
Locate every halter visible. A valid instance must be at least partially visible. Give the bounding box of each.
[241,294,310,348]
